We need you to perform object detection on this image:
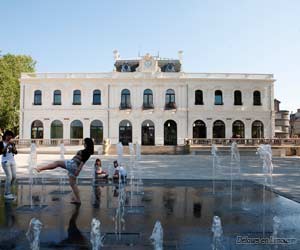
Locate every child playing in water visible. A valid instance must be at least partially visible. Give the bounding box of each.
[112,160,127,182]
[36,138,94,204]
[94,158,108,179]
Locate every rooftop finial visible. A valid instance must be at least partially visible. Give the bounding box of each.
[178,50,183,62]
[113,50,120,61]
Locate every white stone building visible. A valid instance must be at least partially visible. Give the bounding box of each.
[19,51,275,145]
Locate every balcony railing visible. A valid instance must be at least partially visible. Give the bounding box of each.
[119,104,132,110]
[165,102,177,110]
[143,103,154,110]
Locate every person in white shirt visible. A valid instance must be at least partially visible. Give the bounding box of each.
[0,130,18,200]
[112,160,127,182]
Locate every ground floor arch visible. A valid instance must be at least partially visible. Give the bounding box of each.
[213,120,225,138]
[193,120,207,138]
[232,120,245,138]
[70,120,83,139]
[90,120,103,144]
[141,120,155,145]
[164,120,177,145]
[51,120,63,139]
[31,120,44,139]
[252,120,264,138]
[119,120,132,145]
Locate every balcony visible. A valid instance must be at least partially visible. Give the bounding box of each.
[165,102,177,110]
[143,103,154,110]
[119,104,132,110]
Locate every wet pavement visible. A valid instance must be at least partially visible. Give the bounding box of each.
[0,179,299,249]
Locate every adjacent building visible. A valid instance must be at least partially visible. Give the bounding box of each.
[290,109,300,138]
[19,51,275,145]
[274,99,289,138]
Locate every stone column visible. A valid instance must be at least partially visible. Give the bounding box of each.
[245,119,252,139]
[43,119,51,140]
[83,119,90,138]
[225,119,232,139]
[206,120,213,139]
[156,118,164,145]
[63,119,70,140]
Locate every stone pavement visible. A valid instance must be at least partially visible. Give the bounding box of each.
[1,152,300,203]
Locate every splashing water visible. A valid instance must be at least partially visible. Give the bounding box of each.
[60,143,65,160]
[28,143,37,208]
[257,144,273,185]
[26,218,42,250]
[117,142,123,165]
[90,218,104,250]
[211,216,225,250]
[230,142,240,163]
[135,142,141,161]
[272,216,281,238]
[211,144,219,194]
[150,221,163,250]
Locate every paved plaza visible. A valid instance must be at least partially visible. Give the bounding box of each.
[3,147,300,203]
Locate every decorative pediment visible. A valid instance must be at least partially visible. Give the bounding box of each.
[136,53,161,73]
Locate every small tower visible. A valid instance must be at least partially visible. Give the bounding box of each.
[113,50,120,61]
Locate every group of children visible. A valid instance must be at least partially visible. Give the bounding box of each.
[94,158,127,181]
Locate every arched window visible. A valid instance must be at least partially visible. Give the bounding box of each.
[253,91,261,106]
[93,90,101,105]
[193,120,207,138]
[90,120,103,144]
[213,120,225,138]
[234,90,242,105]
[252,120,264,138]
[143,89,154,109]
[73,90,81,105]
[119,120,132,145]
[232,120,245,138]
[164,120,177,145]
[214,90,223,105]
[70,120,83,139]
[165,89,176,109]
[34,90,42,105]
[142,120,155,145]
[53,90,61,105]
[51,120,63,139]
[31,120,43,139]
[120,89,131,109]
[195,90,204,105]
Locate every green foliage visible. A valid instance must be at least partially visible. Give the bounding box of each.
[0,52,36,134]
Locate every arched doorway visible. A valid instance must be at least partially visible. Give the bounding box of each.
[90,120,103,144]
[164,120,177,145]
[51,120,63,139]
[232,120,245,138]
[141,120,155,145]
[31,120,43,139]
[193,120,207,138]
[70,120,83,139]
[119,120,132,145]
[252,120,264,138]
[213,120,225,138]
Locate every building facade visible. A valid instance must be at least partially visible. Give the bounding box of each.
[19,52,275,145]
[274,99,289,138]
[290,109,300,138]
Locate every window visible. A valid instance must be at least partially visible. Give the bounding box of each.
[143,89,153,109]
[119,120,132,145]
[70,120,83,139]
[53,90,61,105]
[193,120,206,138]
[195,90,203,105]
[34,90,42,105]
[90,120,103,144]
[120,89,131,109]
[51,120,63,138]
[252,120,264,138]
[232,120,245,138]
[141,120,155,145]
[31,120,43,139]
[234,90,242,105]
[213,120,225,138]
[214,90,223,105]
[93,90,101,105]
[165,89,176,109]
[73,90,81,105]
[253,91,261,105]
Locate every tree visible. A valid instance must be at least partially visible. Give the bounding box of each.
[0,53,36,135]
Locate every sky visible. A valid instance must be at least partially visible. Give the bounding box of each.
[0,0,299,112]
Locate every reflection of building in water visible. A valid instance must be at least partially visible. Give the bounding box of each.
[20,51,275,144]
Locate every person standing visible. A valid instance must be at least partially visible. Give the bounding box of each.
[0,130,18,200]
